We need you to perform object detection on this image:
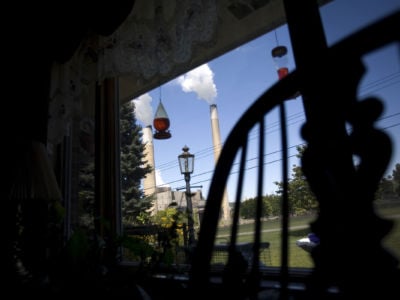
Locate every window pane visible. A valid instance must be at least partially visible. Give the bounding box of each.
[321,0,400,267]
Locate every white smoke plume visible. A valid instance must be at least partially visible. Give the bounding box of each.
[178,63,217,104]
[133,93,153,126]
[155,169,169,187]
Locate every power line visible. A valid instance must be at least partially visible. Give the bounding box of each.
[149,118,400,191]
[149,73,400,188]
[153,73,400,173]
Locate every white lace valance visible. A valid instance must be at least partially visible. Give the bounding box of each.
[48,0,218,145]
[98,0,218,80]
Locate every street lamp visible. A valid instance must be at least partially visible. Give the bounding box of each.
[178,145,195,246]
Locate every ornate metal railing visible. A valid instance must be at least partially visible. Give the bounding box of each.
[189,9,400,300]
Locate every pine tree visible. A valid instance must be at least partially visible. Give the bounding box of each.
[120,100,153,226]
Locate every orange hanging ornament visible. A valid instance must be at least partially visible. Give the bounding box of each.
[153,99,171,139]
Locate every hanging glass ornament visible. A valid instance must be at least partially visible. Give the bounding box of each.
[271,45,289,80]
[271,34,300,99]
[153,100,171,139]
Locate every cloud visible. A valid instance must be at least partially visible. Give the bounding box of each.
[155,169,170,187]
[177,63,217,104]
[132,93,153,126]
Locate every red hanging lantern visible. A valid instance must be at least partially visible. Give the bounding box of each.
[153,100,171,139]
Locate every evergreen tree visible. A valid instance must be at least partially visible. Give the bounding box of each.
[120,101,153,226]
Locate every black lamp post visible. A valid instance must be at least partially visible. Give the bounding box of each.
[178,145,195,246]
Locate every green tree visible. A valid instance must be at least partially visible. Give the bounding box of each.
[120,101,153,226]
[376,163,400,200]
[274,145,318,215]
[376,176,394,201]
[240,197,272,219]
[264,194,281,216]
[392,163,400,197]
[240,198,257,219]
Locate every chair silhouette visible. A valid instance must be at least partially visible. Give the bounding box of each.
[189,11,400,300]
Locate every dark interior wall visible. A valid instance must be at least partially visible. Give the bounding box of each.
[3,1,135,289]
[5,1,135,142]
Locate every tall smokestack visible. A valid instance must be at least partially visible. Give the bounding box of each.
[142,125,156,198]
[178,64,229,223]
[210,104,230,224]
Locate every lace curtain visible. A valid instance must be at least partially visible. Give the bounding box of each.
[48,0,218,145]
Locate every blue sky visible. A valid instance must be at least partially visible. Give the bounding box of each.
[133,0,400,201]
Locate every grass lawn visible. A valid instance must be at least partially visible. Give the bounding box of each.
[377,205,400,264]
[214,206,400,268]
